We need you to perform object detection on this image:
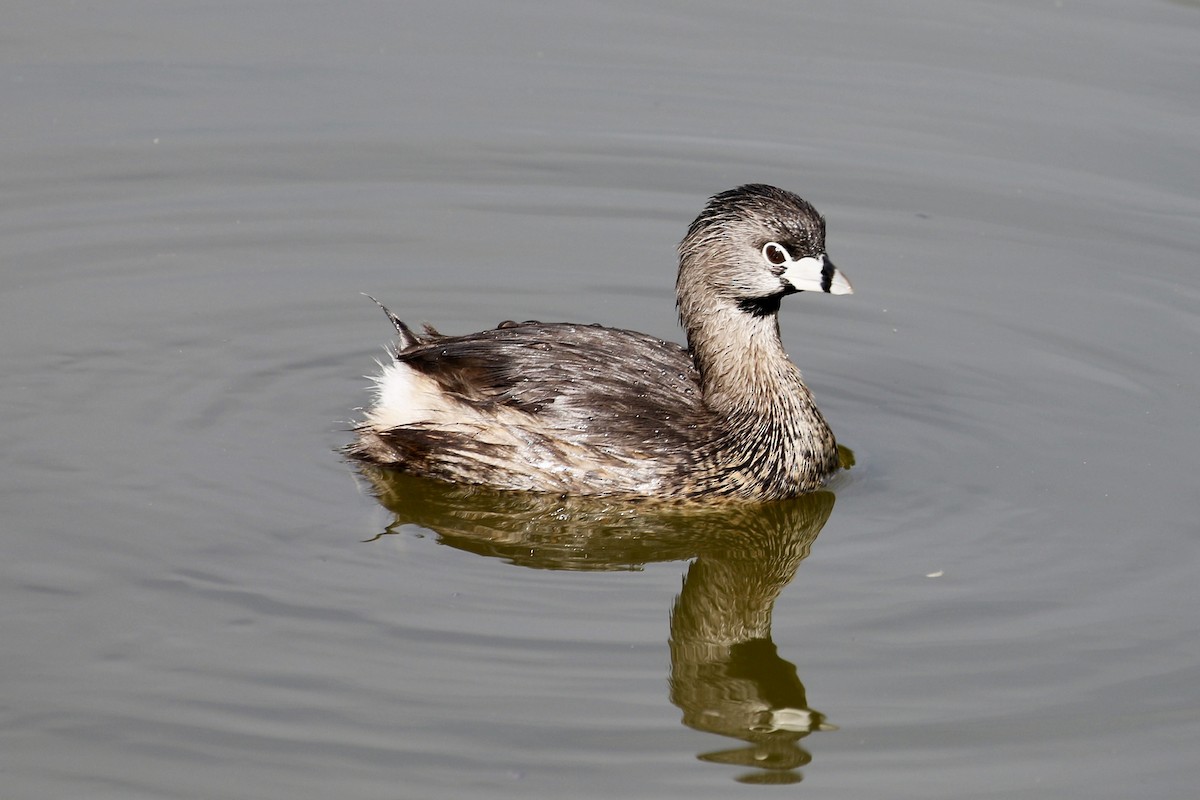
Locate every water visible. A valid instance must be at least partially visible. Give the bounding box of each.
[3,1,1198,797]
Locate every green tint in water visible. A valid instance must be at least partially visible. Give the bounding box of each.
[360,468,838,784]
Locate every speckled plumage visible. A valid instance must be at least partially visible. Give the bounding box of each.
[347,184,853,502]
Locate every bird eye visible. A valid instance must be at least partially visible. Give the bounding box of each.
[762,242,791,266]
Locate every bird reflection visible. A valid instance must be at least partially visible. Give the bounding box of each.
[357,466,838,784]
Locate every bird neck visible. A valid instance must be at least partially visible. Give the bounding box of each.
[682,301,808,416]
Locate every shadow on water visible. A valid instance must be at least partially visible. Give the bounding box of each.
[357,467,839,785]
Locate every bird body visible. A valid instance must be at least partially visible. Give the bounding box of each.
[348,184,853,502]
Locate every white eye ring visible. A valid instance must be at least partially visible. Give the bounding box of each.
[762,242,793,266]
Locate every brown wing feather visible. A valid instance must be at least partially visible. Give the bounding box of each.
[394,321,708,448]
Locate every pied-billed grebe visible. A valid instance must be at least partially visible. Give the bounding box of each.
[348,184,853,501]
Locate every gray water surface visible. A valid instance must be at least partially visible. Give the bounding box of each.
[3,2,1199,798]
